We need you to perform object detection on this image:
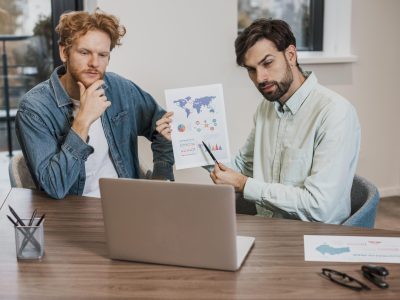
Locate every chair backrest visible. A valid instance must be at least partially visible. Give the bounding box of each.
[342,175,380,228]
[8,152,37,189]
[9,152,153,187]
[138,158,152,179]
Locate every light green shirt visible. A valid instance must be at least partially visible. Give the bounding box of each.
[233,72,360,224]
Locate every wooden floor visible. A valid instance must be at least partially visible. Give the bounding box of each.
[375,196,400,231]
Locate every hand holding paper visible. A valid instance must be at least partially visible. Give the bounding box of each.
[156,111,174,141]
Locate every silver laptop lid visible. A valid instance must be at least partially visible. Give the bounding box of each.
[100,178,240,271]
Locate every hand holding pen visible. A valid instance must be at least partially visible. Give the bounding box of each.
[202,142,248,192]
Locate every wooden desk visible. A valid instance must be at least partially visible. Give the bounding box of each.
[1,188,399,299]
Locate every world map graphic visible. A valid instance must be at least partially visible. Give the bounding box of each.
[316,244,351,255]
[173,96,216,118]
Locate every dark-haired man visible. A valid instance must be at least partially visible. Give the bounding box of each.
[157,19,360,224]
[16,11,174,199]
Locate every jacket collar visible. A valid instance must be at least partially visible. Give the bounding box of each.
[50,65,73,107]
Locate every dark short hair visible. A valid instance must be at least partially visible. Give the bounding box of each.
[235,19,297,66]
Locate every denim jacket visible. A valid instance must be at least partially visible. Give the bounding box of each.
[16,66,174,199]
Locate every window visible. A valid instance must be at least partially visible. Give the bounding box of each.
[51,0,84,67]
[0,0,54,154]
[238,0,356,64]
[0,0,83,155]
[238,0,324,51]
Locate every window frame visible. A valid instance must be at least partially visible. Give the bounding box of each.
[51,0,84,67]
[298,0,356,64]
[238,0,324,52]
[308,0,324,51]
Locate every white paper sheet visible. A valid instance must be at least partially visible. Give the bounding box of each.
[304,235,400,263]
[165,84,230,170]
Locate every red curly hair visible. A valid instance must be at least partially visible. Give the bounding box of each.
[56,10,126,54]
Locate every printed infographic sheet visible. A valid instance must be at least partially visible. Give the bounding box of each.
[165,84,230,170]
[304,235,400,263]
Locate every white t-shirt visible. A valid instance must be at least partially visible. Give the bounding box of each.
[71,99,118,197]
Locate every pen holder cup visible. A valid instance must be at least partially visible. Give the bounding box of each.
[14,218,45,260]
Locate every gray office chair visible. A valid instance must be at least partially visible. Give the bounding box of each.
[138,157,153,179]
[235,174,380,228]
[235,192,257,215]
[342,174,380,228]
[8,152,37,189]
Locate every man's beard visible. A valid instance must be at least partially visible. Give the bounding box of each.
[66,61,104,88]
[257,60,293,102]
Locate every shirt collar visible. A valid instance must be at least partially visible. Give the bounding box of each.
[50,65,73,107]
[273,71,317,116]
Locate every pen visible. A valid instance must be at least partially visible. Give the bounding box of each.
[202,141,219,165]
[8,205,26,226]
[7,214,41,252]
[20,213,45,253]
[8,205,42,250]
[35,213,46,226]
[29,209,37,226]
[7,215,19,227]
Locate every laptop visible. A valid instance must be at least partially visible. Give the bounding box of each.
[99,178,255,271]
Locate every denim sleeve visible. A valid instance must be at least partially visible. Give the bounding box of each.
[130,83,175,180]
[15,107,93,199]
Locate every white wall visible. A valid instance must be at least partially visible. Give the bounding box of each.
[97,0,400,195]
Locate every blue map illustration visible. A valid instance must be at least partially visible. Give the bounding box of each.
[316,244,351,255]
[174,96,216,118]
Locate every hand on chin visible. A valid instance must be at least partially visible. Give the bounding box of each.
[79,72,102,88]
[80,78,99,89]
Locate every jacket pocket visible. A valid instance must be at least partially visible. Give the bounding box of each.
[111,110,128,126]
